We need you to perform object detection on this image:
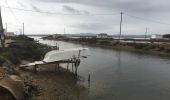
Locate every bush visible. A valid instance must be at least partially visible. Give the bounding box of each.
[1,52,20,64]
[158,46,165,51]
[11,35,34,41]
[98,40,111,45]
[126,42,136,46]
[112,42,119,46]
[144,44,158,50]
[166,49,170,53]
[134,43,148,49]
[0,35,45,65]
[0,56,5,66]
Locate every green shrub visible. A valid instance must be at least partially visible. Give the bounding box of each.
[98,40,111,45]
[0,56,5,66]
[144,44,158,50]
[126,42,136,46]
[134,43,148,49]
[0,35,45,65]
[12,35,34,41]
[166,49,170,53]
[1,52,20,64]
[112,42,119,46]
[159,46,165,51]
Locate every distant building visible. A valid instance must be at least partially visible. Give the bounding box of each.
[97,33,109,38]
[5,32,15,37]
[52,34,59,39]
[72,33,97,39]
[63,34,72,38]
[151,34,163,39]
[52,34,72,39]
[163,34,170,40]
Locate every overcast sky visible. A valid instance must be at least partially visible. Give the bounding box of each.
[1,0,170,35]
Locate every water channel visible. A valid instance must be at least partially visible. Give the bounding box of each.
[33,37,170,100]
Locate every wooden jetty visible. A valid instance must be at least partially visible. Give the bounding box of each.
[20,48,89,76]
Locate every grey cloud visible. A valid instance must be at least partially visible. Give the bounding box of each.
[35,0,169,14]
[82,10,89,15]
[63,5,80,14]
[70,23,112,30]
[31,4,41,12]
[62,5,89,15]
[17,2,26,8]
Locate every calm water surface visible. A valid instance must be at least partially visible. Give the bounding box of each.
[34,37,170,100]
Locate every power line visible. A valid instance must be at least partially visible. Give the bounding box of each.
[124,13,170,26]
[4,0,21,24]
[0,5,119,16]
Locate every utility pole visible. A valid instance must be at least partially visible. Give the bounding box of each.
[119,12,123,43]
[145,27,147,40]
[0,7,5,48]
[22,22,24,35]
[64,28,66,34]
[5,23,7,32]
[19,28,22,35]
[16,31,17,35]
[0,7,3,33]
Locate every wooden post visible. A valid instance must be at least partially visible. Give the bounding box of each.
[72,63,74,72]
[55,64,57,72]
[88,74,91,87]
[75,60,78,76]
[78,50,81,58]
[75,66,78,76]
[34,65,37,73]
[58,64,60,72]
[88,74,90,82]
[67,63,69,71]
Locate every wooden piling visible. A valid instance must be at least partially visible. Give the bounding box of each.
[72,63,74,72]
[88,74,91,87]
[34,65,37,73]
[67,63,69,71]
[88,74,90,82]
[57,64,60,72]
[55,64,57,72]
[75,66,78,76]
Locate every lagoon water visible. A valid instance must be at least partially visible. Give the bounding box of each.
[33,37,170,100]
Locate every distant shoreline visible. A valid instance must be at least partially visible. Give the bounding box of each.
[43,37,170,57]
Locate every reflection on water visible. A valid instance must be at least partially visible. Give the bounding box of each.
[31,37,170,100]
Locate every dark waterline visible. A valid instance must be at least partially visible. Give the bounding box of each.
[33,37,170,100]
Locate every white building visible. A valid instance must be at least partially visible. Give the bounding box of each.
[97,33,109,38]
[5,32,15,37]
[151,34,163,39]
[63,34,72,38]
[52,34,72,39]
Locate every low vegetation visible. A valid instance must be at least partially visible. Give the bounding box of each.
[0,35,46,65]
[53,37,170,56]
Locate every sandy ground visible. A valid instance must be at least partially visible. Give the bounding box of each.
[19,63,89,100]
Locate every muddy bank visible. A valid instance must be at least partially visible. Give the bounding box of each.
[0,36,88,100]
[19,64,89,100]
[48,38,170,57]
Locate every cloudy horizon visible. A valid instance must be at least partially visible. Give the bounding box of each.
[1,0,170,35]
